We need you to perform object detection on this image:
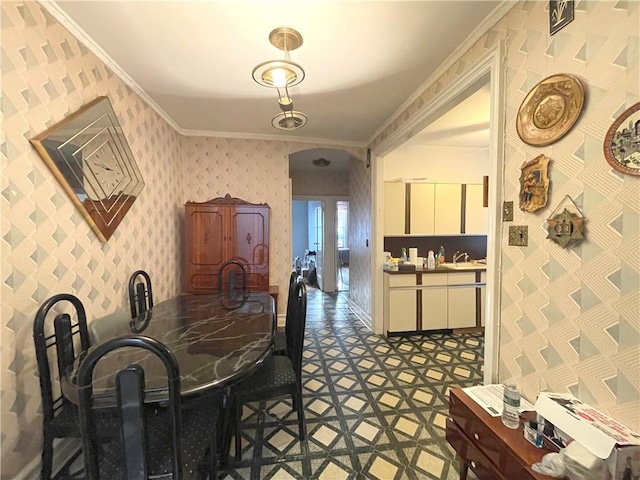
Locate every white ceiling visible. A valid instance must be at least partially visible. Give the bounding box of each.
[49,0,503,147]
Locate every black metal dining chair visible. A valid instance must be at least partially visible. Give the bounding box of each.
[273,271,300,356]
[231,281,307,461]
[77,335,217,480]
[33,293,118,480]
[128,270,154,319]
[217,260,248,294]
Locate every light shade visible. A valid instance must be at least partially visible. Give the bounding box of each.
[271,111,308,131]
[252,60,305,88]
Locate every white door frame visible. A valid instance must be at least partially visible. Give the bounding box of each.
[370,43,505,384]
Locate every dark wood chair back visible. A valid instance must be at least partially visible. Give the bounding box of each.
[33,293,91,479]
[217,260,248,294]
[128,270,154,319]
[287,281,307,379]
[77,335,182,480]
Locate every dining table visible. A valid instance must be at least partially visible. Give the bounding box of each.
[61,290,275,407]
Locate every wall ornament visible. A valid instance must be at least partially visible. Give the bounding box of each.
[603,102,640,177]
[546,195,585,248]
[519,154,551,213]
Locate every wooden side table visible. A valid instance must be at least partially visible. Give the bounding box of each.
[447,388,562,480]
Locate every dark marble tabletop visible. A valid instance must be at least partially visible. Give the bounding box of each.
[62,292,275,405]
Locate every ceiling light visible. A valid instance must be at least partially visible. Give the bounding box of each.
[312,158,331,168]
[271,111,308,131]
[253,27,308,131]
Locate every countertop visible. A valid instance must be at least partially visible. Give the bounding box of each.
[384,264,486,274]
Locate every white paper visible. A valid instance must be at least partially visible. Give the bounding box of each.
[462,384,535,417]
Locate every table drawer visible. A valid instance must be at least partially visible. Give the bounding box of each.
[446,417,506,480]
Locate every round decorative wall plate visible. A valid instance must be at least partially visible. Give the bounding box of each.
[516,74,585,147]
[603,102,640,176]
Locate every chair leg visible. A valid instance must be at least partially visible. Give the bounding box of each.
[41,433,54,480]
[294,388,306,441]
[234,399,242,462]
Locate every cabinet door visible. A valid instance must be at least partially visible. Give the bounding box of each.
[421,275,448,330]
[465,184,488,234]
[185,207,225,291]
[447,273,477,328]
[384,182,406,235]
[410,183,435,234]
[387,275,418,333]
[230,206,269,290]
[434,184,462,234]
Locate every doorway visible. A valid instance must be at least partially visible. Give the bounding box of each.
[336,201,349,291]
[371,44,505,384]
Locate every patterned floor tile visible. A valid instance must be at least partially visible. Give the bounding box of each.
[222,289,484,479]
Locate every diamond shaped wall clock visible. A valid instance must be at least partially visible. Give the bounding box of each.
[31,96,145,241]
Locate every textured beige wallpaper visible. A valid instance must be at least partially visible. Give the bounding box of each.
[372,1,639,430]
[290,170,350,196]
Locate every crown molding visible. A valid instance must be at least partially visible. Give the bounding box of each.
[366,0,516,147]
[38,0,183,133]
[180,128,366,149]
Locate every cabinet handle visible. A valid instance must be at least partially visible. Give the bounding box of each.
[474,433,479,440]
[246,233,252,244]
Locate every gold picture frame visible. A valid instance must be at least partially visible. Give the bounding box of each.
[519,154,551,213]
[30,97,145,241]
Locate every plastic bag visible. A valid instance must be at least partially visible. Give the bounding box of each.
[532,452,566,477]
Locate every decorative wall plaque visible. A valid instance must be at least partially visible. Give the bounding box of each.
[31,97,145,241]
[546,196,585,248]
[603,102,640,176]
[549,0,574,35]
[516,74,584,146]
[519,155,551,213]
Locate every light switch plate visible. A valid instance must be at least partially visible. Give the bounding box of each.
[509,225,528,246]
[503,201,514,222]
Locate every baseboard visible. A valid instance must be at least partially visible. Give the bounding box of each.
[14,438,82,480]
[347,298,372,331]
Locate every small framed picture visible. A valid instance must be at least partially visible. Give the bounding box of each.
[549,0,574,36]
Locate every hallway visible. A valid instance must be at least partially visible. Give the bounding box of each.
[224,289,484,479]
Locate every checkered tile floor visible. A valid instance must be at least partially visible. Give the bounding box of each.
[222,289,484,480]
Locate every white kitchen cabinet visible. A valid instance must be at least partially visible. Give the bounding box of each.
[384,274,417,332]
[447,272,477,329]
[465,184,488,234]
[384,182,406,235]
[434,184,462,234]
[421,274,448,330]
[409,183,435,235]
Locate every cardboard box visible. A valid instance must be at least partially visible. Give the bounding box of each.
[535,393,640,479]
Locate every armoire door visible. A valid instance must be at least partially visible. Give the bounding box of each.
[185,206,225,291]
[230,206,269,290]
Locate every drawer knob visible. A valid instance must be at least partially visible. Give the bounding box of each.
[471,461,476,469]
[474,433,480,440]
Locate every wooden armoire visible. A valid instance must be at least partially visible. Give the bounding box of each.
[184,195,270,293]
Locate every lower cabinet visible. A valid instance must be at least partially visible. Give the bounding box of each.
[384,271,484,335]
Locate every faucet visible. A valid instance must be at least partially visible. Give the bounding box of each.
[453,251,469,264]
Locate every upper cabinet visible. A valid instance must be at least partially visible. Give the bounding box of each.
[384,182,406,235]
[384,182,486,235]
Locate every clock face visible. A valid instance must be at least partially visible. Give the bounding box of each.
[31,97,145,241]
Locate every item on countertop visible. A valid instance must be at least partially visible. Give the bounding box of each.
[501,384,521,429]
[531,452,567,478]
[438,246,445,264]
[427,251,436,270]
[409,248,418,265]
[401,247,408,262]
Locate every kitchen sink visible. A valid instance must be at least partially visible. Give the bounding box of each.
[441,262,485,270]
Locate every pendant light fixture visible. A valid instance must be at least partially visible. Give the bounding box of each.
[252,27,307,130]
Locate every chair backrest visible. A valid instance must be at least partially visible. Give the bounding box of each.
[128,270,154,319]
[284,271,299,345]
[286,281,307,379]
[217,260,248,294]
[77,335,182,480]
[33,294,92,429]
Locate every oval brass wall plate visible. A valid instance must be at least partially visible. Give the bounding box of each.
[603,102,640,176]
[516,74,585,147]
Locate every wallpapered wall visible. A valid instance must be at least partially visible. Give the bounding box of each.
[372,0,639,430]
[0,2,366,476]
[290,170,350,196]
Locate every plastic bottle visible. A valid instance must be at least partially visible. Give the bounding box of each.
[427,250,436,270]
[438,246,446,265]
[502,384,521,429]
